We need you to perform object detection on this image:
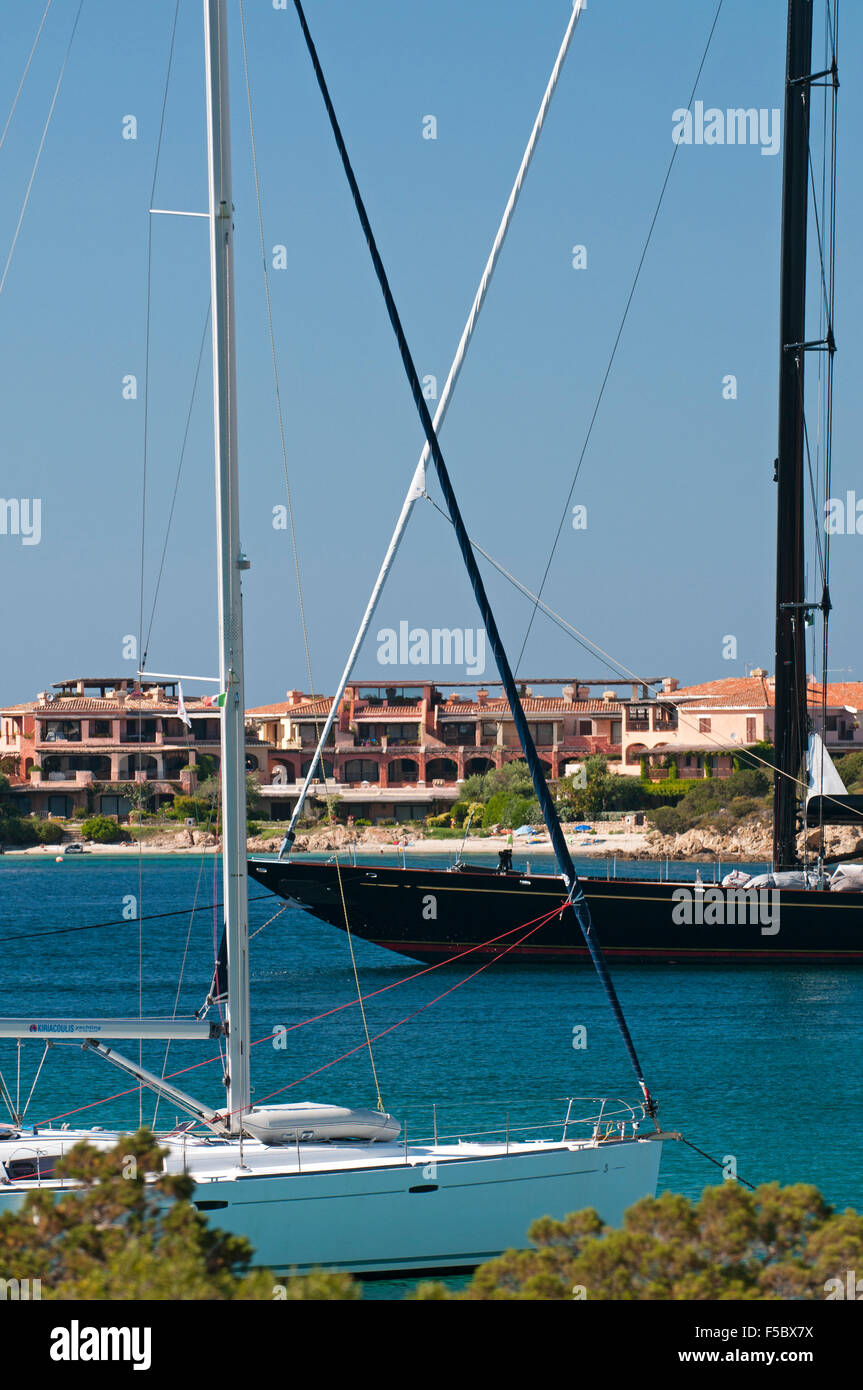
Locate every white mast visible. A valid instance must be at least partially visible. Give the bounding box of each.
[204,0,250,1132]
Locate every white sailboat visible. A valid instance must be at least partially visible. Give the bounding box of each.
[0,0,666,1276]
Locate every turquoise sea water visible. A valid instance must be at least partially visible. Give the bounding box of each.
[0,852,860,1299]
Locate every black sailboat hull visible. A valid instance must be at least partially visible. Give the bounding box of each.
[248,859,863,964]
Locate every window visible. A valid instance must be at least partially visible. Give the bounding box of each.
[386,724,419,745]
[124,719,156,743]
[44,720,81,743]
[746,718,756,743]
[91,720,111,738]
[298,722,334,748]
[442,723,473,746]
[528,722,554,745]
[481,721,498,737]
[654,705,678,729]
[699,718,711,734]
[626,706,650,731]
[578,720,592,736]
[47,795,72,817]
[343,759,379,783]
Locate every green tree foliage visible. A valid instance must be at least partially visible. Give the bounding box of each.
[481,791,541,830]
[646,768,772,834]
[80,814,130,844]
[246,773,266,818]
[559,756,615,819]
[169,794,215,824]
[0,1131,275,1299]
[0,776,37,845]
[834,750,863,792]
[0,1131,362,1300]
[35,818,66,844]
[412,1183,863,1301]
[462,761,537,807]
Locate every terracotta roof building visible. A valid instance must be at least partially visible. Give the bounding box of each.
[0,676,272,820]
[620,669,863,779]
[245,678,629,822]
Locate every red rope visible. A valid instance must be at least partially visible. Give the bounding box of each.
[237,915,549,1115]
[33,897,568,1127]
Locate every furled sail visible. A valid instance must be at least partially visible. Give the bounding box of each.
[806,731,847,800]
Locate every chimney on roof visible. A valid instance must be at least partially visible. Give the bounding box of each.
[286,690,306,708]
[447,692,461,705]
[562,684,575,704]
[751,667,767,678]
[601,690,617,702]
[662,677,678,693]
[37,691,49,707]
[477,689,489,706]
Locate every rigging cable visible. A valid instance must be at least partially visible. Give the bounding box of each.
[33,899,574,1128]
[275,0,586,854]
[514,0,725,673]
[0,0,83,300]
[290,0,656,1116]
[0,0,53,155]
[134,0,183,1127]
[424,494,860,824]
[333,855,385,1113]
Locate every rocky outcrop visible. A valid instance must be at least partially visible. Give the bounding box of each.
[640,815,863,862]
[255,825,427,855]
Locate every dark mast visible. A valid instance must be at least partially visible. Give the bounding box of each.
[773,0,815,870]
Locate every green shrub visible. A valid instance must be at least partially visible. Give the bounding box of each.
[169,795,215,823]
[481,792,541,830]
[648,806,684,835]
[36,819,66,844]
[81,815,130,844]
[834,750,863,786]
[0,810,39,846]
[641,780,690,802]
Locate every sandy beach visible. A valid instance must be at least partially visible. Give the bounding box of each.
[1,827,651,859]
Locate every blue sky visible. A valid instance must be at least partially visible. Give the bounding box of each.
[0,0,859,707]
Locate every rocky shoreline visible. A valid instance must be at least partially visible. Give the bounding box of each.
[635,815,863,863]
[7,816,862,864]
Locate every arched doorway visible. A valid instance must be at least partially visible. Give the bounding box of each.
[465,757,494,776]
[425,757,458,783]
[387,758,418,785]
